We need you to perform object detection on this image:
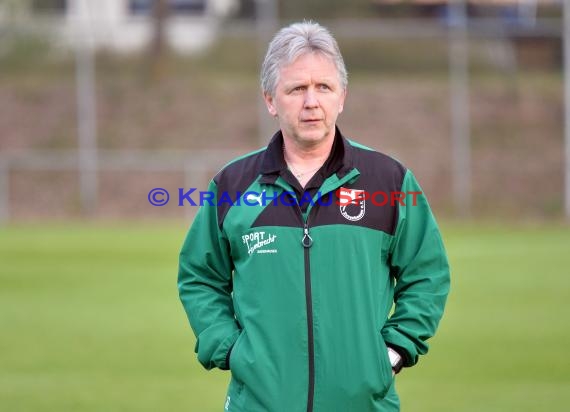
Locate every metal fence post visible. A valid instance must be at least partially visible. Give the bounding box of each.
[75,0,98,215]
[0,158,9,224]
[256,0,278,146]
[562,1,570,221]
[448,0,472,217]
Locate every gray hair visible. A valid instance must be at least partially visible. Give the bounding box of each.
[260,21,348,96]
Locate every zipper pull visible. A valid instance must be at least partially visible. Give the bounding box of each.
[302,224,313,248]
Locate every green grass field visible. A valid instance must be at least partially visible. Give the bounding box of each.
[1,222,569,411]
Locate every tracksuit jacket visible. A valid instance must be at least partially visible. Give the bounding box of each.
[178,128,450,412]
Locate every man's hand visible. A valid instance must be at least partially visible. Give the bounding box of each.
[388,347,404,376]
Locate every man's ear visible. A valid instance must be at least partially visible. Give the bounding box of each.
[264,92,278,117]
[338,88,347,114]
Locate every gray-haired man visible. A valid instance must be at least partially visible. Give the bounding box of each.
[178,21,450,412]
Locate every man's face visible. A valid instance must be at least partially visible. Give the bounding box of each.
[264,52,346,148]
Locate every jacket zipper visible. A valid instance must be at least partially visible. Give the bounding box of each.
[295,199,314,412]
[301,221,314,412]
[287,182,357,412]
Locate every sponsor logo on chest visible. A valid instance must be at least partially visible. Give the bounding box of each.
[242,231,278,255]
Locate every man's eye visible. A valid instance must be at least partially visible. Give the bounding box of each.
[319,84,330,91]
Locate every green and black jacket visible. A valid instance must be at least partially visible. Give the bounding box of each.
[178,128,450,412]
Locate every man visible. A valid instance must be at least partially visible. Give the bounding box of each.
[178,21,450,412]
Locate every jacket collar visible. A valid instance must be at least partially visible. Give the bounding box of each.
[258,126,354,185]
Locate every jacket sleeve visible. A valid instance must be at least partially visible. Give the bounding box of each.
[382,170,450,367]
[178,179,240,370]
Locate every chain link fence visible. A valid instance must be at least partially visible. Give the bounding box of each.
[0,1,566,222]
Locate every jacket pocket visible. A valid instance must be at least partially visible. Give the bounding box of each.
[227,330,248,411]
[229,329,245,378]
[377,335,395,398]
[225,376,245,411]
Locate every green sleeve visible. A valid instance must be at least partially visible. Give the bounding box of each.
[178,180,240,370]
[382,170,451,367]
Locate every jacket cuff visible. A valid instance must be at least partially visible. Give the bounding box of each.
[196,323,241,370]
[217,329,241,370]
[222,343,235,371]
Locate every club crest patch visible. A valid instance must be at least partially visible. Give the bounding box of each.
[338,187,366,222]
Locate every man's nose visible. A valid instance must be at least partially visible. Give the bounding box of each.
[304,88,319,108]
